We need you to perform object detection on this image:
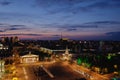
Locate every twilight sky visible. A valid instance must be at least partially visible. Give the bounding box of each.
[0,0,120,40]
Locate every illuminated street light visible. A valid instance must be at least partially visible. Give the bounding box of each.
[114,65,117,69]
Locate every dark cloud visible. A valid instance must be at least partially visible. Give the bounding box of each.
[35,0,90,7]
[65,31,120,41]
[52,35,60,37]
[42,23,98,32]
[66,24,98,28]
[0,34,43,37]
[50,35,61,40]
[0,23,30,32]
[111,0,120,2]
[66,28,77,31]
[106,31,120,36]
[39,20,120,32]
[105,31,120,41]
[85,0,120,10]
[34,0,120,15]
[0,1,11,6]
[88,1,110,9]
[10,25,26,27]
[0,23,4,25]
[24,34,42,36]
[34,0,91,14]
[59,24,97,32]
[84,21,120,25]
[57,21,120,27]
[7,25,28,31]
[7,27,27,31]
[0,30,4,32]
[40,23,98,28]
[61,0,120,13]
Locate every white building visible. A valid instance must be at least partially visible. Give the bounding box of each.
[20,52,39,63]
[62,47,72,60]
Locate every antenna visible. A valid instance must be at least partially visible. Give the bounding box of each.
[61,32,62,39]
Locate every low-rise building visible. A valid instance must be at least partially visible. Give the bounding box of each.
[20,52,39,63]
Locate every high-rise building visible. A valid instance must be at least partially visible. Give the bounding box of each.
[1,37,5,43]
[99,41,104,52]
[14,36,19,43]
[1,36,19,45]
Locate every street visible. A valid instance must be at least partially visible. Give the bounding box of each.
[16,61,85,80]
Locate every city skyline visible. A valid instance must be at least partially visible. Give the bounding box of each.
[0,0,120,40]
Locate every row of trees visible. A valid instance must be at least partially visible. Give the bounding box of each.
[77,54,120,74]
